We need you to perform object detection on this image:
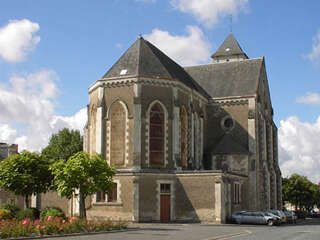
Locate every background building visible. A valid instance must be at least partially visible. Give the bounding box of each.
[0,142,24,207]
[0,142,18,161]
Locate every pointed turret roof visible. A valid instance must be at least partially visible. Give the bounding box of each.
[102,36,209,97]
[211,33,248,60]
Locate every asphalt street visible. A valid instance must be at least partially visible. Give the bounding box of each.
[37,218,320,240]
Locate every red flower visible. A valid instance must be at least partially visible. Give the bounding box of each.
[22,219,29,225]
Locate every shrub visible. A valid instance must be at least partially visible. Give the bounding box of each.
[40,206,65,220]
[0,209,12,220]
[28,208,40,219]
[16,208,36,220]
[0,217,127,238]
[0,203,21,218]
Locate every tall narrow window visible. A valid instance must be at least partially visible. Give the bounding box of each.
[180,107,188,168]
[107,183,118,202]
[234,183,241,204]
[110,102,126,166]
[194,113,200,168]
[149,103,165,166]
[96,191,106,202]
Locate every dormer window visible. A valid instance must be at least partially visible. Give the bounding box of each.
[120,69,127,75]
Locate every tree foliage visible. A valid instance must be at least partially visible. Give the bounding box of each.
[282,174,320,211]
[50,151,115,218]
[0,151,53,207]
[42,128,83,162]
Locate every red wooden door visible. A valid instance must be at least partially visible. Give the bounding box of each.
[160,195,170,222]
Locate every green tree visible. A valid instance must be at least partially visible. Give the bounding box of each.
[282,174,320,211]
[50,151,115,218]
[0,151,53,207]
[42,128,83,162]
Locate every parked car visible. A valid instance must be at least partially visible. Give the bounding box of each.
[310,211,320,218]
[232,211,281,226]
[284,210,297,223]
[264,211,282,223]
[267,210,287,223]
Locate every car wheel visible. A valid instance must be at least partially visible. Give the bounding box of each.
[267,220,274,226]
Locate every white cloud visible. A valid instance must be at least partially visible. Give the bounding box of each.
[51,108,87,134]
[305,31,320,63]
[0,124,17,143]
[170,0,248,27]
[0,71,87,152]
[279,116,320,183]
[0,19,40,63]
[296,92,320,105]
[144,25,211,66]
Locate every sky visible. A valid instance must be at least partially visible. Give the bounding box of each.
[0,0,320,182]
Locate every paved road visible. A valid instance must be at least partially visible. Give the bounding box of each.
[234,218,320,240]
[41,218,320,240]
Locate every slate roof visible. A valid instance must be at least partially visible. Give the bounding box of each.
[102,37,209,98]
[212,134,249,154]
[211,33,248,59]
[184,58,264,98]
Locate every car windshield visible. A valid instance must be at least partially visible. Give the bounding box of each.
[265,212,277,217]
[269,211,279,216]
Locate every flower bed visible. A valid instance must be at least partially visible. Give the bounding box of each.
[0,216,127,238]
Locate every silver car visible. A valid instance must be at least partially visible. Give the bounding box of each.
[232,211,280,226]
[267,210,287,223]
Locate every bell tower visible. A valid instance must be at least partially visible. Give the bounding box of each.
[211,33,248,63]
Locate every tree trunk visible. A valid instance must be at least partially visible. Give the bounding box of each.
[79,192,87,219]
[24,195,29,209]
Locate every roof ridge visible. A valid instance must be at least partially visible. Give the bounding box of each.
[137,37,142,76]
[254,56,265,94]
[142,39,172,78]
[184,57,263,69]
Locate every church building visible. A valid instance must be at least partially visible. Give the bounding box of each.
[83,33,282,223]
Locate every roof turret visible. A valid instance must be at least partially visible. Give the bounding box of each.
[211,33,248,63]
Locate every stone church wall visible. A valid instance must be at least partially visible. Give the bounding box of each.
[39,192,70,216]
[175,174,216,222]
[0,190,24,209]
[221,102,249,148]
[87,175,134,221]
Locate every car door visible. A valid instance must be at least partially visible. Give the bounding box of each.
[241,212,251,223]
[256,212,266,224]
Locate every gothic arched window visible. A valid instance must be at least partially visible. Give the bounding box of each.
[180,107,188,168]
[149,102,165,166]
[110,102,126,166]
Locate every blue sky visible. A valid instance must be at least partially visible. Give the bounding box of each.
[0,0,320,181]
